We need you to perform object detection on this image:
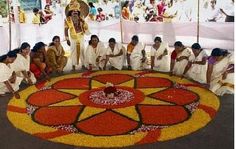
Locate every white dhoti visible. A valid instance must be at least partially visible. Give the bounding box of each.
[70,33,85,67]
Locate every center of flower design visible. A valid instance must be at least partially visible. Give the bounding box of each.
[79,85,145,109]
[89,89,134,106]
[89,82,135,106]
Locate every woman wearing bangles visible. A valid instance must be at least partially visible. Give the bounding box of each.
[181,43,208,83]
[206,48,234,96]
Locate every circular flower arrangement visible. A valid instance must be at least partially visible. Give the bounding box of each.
[7,71,220,148]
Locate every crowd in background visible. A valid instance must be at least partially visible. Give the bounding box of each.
[1,0,234,25]
[121,0,234,22]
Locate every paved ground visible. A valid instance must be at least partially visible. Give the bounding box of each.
[0,72,233,149]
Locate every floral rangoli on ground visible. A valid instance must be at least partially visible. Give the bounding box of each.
[7,71,220,148]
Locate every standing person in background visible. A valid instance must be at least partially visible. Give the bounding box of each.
[104,38,125,70]
[44,4,54,20]
[113,0,120,19]
[10,6,15,23]
[11,43,36,85]
[170,41,192,76]
[18,6,26,23]
[46,36,68,74]
[220,0,234,22]
[206,48,234,96]
[32,8,41,24]
[150,36,170,72]
[64,0,89,71]
[85,35,107,70]
[181,43,208,83]
[122,1,131,20]
[157,0,167,21]
[96,8,106,21]
[127,35,147,70]
[0,51,22,99]
[88,2,97,21]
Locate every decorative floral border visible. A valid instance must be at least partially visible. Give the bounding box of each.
[7,71,220,148]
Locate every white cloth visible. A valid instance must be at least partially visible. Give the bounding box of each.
[172,0,193,22]
[150,43,170,72]
[186,50,208,83]
[70,36,86,67]
[221,0,234,16]
[210,53,234,96]
[173,48,192,75]
[10,53,36,84]
[0,15,3,27]
[0,63,22,94]
[106,43,124,70]
[85,42,106,69]
[130,42,147,70]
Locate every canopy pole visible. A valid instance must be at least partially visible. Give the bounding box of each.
[119,1,124,43]
[197,0,200,43]
[7,0,12,51]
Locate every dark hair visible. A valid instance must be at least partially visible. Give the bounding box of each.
[33,8,39,13]
[132,35,139,42]
[20,42,30,52]
[67,10,80,17]
[191,43,201,50]
[108,38,116,43]
[0,54,7,62]
[89,35,99,45]
[174,41,183,47]
[88,2,95,7]
[154,36,162,43]
[211,48,229,57]
[122,1,129,9]
[32,42,46,52]
[44,5,50,9]
[7,50,17,58]
[49,36,60,46]
[97,7,103,12]
[12,48,20,54]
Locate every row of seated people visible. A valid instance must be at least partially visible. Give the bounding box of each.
[0,36,67,99]
[84,35,234,97]
[0,35,234,99]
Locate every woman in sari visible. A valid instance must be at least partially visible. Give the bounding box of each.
[0,51,22,99]
[127,35,147,70]
[170,41,192,76]
[30,42,50,81]
[10,42,36,85]
[150,36,170,72]
[206,48,234,96]
[104,38,125,70]
[46,36,67,74]
[85,35,107,70]
[122,1,131,20]
[182,43,208,83]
